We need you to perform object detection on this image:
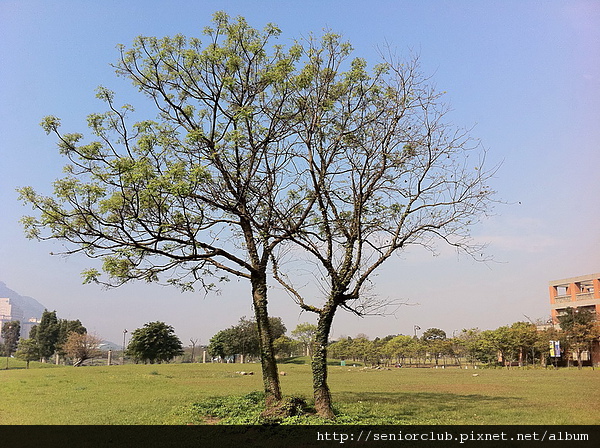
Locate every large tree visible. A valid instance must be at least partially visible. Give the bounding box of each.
[32,310,60,362]
[270,34,495,417]
[18,13,493,416]
[126,321,184,364]
[18,13,314,407]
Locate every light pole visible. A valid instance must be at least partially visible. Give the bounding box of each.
[414,325,421,338]
[122,329,128,365]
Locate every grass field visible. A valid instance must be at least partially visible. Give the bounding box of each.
[1,357,599,425]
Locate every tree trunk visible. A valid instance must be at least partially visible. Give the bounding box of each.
[518,348,523,367]
[311,305,336,419]
[251,272,282,407]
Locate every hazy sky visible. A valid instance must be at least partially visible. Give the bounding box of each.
[1,0,598,346]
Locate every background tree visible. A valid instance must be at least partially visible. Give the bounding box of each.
[470,329,500,365]
[421,328,447,366]
[490,326,519,367]
[207,327,238,361]
[535,326,562,368]
[63,332,103,366]
[208,316,287,361]
[18,12,318,408]
[558,307,599,369]
[384,334,415,365]
[56,319,87,361]
[2,320,21,356]
[291,323,317,357]
[509,321,538,367]
[327,337,352,361]
[15,339,40,369]
[273,335,301,358]
[126,321,184,364]
[271,33,495,417]
[32,310,60,362]
[456,328,483,366]
[2,321,21,369]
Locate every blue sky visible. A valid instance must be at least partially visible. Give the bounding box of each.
[1,0,598,345]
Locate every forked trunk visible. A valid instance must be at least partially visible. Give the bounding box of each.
[312,305,336,419]
[251,273,282,407]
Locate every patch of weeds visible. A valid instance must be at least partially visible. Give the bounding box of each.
[184,392,314,425]
[149,371,160,376]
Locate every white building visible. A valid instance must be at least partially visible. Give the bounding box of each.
[0,297,25,340]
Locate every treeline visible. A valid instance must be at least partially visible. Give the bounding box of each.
[1,310,102,368]
[207,316,289,362]
[331,308,599,369]
[207,308,599,369]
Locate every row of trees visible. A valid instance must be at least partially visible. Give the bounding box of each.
[5,310,103,368]
[3,315,185,368]
[208,316,286,361]
[206,308,598,371]
[326,309,599,369]
[19,12,496,417]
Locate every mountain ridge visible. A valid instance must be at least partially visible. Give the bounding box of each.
[0,281,46,321]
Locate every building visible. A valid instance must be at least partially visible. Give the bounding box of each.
[0,297,24,324]
[549,273,600,366]
[20,317,41,339]
[549,273,600,323]
[0,297,25,341]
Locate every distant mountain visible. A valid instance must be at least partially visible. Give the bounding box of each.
[0,281,46,321]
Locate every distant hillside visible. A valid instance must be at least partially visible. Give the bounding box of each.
[0,281,46,321]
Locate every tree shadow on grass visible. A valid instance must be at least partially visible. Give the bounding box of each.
[333,391,520,424]
[280,357,363,366]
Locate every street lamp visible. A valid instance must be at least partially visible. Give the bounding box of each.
[414,325,421,338]
[122,329,128,365]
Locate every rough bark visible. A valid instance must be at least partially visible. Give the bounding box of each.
[311,304,337,419]
[251,272,282,407]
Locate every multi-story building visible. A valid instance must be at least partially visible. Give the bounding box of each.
[0,297,25,341]
[549,273,600,366]
[549,273,600,323]
[0,297,24,323]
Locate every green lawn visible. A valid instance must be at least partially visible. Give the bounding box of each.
[1,358,598,425]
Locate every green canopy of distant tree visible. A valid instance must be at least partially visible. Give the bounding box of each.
[126,321,184,364]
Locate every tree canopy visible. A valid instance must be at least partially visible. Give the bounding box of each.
[18,12,495,416]
[2,320,21,359]
[32,310,60,361]
[208,316,286,360]
[126,321,184,364]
